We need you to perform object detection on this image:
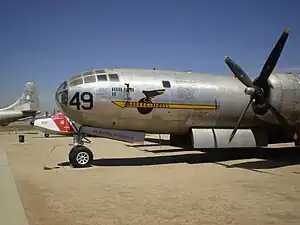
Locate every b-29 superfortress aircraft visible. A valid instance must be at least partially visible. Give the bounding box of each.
[55,28,300,168]
[0,82,40,126]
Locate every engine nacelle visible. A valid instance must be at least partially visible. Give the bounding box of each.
[263,72,300,125]
[191,128,268,148]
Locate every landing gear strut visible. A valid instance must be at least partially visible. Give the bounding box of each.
[294,126,300,146]
[68,126,93,168]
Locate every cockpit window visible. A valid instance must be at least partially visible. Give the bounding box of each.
[57,81,67,92]
[95,69,106,74]
[97,74,107,81]
[84,75,96,84]
[57,90,68,106]
[108,73,119,82]
[82,71,94,76]
[162,80,171,88]
[56,81,68,108]
[69,74,82,80]
[69,78,83,87]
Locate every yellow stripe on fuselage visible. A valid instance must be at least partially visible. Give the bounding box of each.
[111,101,218,110]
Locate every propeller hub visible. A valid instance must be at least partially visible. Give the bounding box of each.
[244,87,256,95]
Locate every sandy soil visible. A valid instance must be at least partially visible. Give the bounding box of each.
[3,132,300,225]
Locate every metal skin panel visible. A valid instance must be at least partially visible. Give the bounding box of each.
[0,111,23,126]
[191,128,215,148]
[260,72,300,125]
[56,68,300,135]
[192,128,261,148]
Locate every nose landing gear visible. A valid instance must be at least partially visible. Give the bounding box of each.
[68,126,93,168]
[69,145,93,168]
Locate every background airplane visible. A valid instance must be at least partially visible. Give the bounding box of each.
[30,111,76,137]
[0,82,40,127]
[31,111,146,142]
[54,28,300,168]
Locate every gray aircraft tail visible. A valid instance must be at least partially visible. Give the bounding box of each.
[3,82,40,112]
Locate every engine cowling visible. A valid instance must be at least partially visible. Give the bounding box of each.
[191,128,268,148]
[261,72,300,125]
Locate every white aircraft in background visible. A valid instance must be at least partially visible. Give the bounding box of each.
[30,111,76,137]
[0,82,40,126]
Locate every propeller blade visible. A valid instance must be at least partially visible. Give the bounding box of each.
[266,102,294,137]
[266,103,288,126]
[229,96,254,143]
[255,28,290,87]
[224,56,254,87]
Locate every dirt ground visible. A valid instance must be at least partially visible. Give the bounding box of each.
[3,132,300,225]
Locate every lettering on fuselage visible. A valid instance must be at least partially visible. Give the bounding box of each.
[111,87,135,92]
[124,101,168,109]
[112,87,122,92]
[112,87,135,97]
[111,88,219,115]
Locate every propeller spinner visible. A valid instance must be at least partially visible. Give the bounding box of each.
[224,28,292,143]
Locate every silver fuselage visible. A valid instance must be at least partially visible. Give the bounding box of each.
[55,68,300,135]
[0,111,23,126]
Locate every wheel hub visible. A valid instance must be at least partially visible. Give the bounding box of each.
[76,152,90,165]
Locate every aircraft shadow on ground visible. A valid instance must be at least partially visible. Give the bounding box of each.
[126,138,170,147]
[0,131,39,135]
[32,135,72,139]
[57,144,300,170]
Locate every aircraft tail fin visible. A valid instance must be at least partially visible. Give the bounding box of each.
[5,82,40,112]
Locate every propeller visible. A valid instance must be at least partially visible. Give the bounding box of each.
[224,28,292,143]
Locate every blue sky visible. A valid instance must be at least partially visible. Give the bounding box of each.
[0,0,299,111]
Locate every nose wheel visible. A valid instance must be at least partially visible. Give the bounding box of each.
[69,145,93,168]
[68,125,94,168]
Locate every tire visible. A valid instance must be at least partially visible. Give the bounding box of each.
[44,133,49,138]
[69,146,94,168]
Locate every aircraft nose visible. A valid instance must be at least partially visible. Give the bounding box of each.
[55,81,68,112]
